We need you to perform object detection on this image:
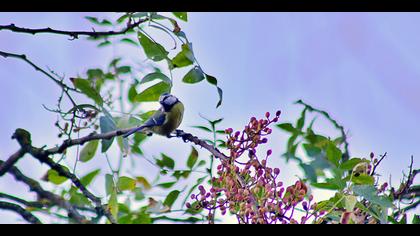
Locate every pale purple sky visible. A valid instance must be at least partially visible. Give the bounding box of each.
[0,12,419,223]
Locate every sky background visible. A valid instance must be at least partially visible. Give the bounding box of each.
[0,12,419,223]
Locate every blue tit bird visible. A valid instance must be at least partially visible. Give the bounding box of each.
[123,93,184,138]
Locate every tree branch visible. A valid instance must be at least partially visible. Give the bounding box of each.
[0,148,26,176]
[0,19,146,39]
[0,201,42,224]
[0,50,78,107]
[0,159,89,224]
[2,127,257,224]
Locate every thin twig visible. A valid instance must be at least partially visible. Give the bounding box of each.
[0,50,78,107]
[371,152,387,176]
[295,99,350,161]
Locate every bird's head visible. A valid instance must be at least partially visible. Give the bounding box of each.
[159,93,180,111]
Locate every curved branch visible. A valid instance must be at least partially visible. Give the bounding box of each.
[0,19,146,39]
[0,160,89,224]
[0,50,78,107]
[2,127,257,224]
[0,201,42,224]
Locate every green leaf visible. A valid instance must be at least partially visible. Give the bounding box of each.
[68,186,90,206]
[191,125,212,133]
[120,38,139,46]
[302,143,322,157]
[138,32,169,62]
[128,84,138,103]
[187,146,199,169]
[205,74,218,86]
[163,190,180,208]
[80,169,100,187]
[108,189,119,218]
[350,174,375,185]
[172,43,194,68]
[205,75,224,108]
[185,201,203,215]
[311,182,341,190]
[296,108,307,131]
[133,212,152,224]
[79,140,99,163]
[140,72,172,85]
[182,66,205,84]
[157,181,177,189]
[172,12,188,21]
[47,169,68,185]
[117,66,131,74]
[340,158,366,171]
[134,187,145,201]
[326,141,342,167]
[277,123,296,133]
[100,116,117,153]
[72,78,103,106]
[139,110,158,121]
[85,16,112,26]
[117,176,137,191]
[172,170,191,180]
[136,176,152,190]
[353,185,394,208]
[216,86,223,108]
[300,163,317,183]
[135,81,171,102]
[105,174,114,196]
[98,40,111,47]
[412,214,420,224]
[155,154,175,170]
[344,195,358,212]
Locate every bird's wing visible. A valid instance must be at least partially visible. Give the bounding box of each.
[141,109,166,128]
[123,110,166,138]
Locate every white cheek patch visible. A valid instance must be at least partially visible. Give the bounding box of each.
[165,96,177,105]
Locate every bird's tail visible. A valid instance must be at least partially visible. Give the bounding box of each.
[123,126,145,138]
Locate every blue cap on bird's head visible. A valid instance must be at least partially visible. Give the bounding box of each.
[159,93,179,111]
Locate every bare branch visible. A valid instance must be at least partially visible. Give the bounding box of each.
[0,159,89,224]
[0,19,146,39]
[0,148,26,176]
[0,201,42,224]
[0,50,78,107]
[370,152,387,176]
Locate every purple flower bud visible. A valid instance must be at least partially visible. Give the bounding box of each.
[274,168,280,175]
[265,112,270,118]
[261,138,268,143]
[276,110,281,117]
[267,149,272,156]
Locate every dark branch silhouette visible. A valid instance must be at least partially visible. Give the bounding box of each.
[0,201,42,224]
[0,19,146,39]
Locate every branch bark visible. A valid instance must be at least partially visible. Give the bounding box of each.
[0,159,90,224]
[0,201,42,224]
[1,127,256,224]
[0,19,146,39]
